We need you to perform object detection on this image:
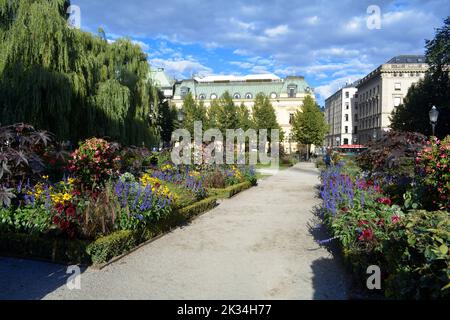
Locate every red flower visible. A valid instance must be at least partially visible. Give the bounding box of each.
[358,220,369,226]
[60,220,70,231]
[66,206,76,218]
[52,215,61,225]
[341,207,349,212]
[358,228,374,241]
[391,215,401,224]
[377,197,392,206]
[55,203,65,213]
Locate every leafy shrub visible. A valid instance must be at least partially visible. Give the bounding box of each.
[357,131,427,179]
[319,165,449,299]
[119,146,151,175]
[415,136,450,211]
[68,138,121,191]
[383,210,449,299]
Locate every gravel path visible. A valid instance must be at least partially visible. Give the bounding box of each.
[0,162,350,300]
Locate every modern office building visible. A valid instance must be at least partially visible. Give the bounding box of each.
[170,73,315,153]
[324,83,359,147]
[356,55,428,144]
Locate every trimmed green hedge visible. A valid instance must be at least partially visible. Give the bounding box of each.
[0,232,91,264]
[211,181,253,200]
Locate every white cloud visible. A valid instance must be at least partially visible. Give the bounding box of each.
[131,40,150,52]
[150,57,212,79]
[264,24,289,37]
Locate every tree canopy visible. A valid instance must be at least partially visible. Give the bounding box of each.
[292,95,328,157]
[390,17,450,137]
[0,0,161,146]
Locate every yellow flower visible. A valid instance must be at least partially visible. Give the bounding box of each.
[67,178,75,185]
[42,175,49,180]
[63,193,72,201]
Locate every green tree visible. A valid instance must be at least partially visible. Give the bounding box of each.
[158,94,177,147]
[0,0,159,146]
[252,93,282,143]
[180,92,207,135]
[207,99,221,129]
[216,91,239,137]
[292,95,328,160]
[237,103,253,131]
[391,17,450,137]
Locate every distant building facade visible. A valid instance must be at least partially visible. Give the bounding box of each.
[324,84,359,147]
[356,55,428,144]
[170,74,315,153]
[149,68,175,99]
[324,55,429,147]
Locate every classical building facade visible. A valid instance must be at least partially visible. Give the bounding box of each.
[170,73,315,153]
[356,55,428,144]
[324,83,359,147]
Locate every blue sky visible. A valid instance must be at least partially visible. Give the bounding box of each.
[71,0,449,105]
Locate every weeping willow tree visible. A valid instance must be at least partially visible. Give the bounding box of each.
[0,0,160,146]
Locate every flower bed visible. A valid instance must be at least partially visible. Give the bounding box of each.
[0,125,258,265]
[318,147,449,299]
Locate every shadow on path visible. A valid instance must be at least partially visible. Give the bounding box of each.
[0,257,86,300]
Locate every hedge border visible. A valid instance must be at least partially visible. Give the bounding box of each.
[0,180,254,267]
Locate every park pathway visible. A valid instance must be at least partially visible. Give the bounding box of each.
[0,162,350,300]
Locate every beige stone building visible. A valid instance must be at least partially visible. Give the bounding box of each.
[356,55,428,144]
[169,73,315,153]
[324,83,359,147]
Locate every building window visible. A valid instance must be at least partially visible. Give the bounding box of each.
[270,92,277,99]
[198,94,206,100]
[245,93,253,99]
[345,114,349,122]
[344,138,349,145]
[394,97,402,107]
[288,85,297,98]
[345,102,349,110]
[354,126,358,134]
[289,113,295,125]
[394,83,401,91]
[233,93,241,99]
[354,114,358,121]
[345,126,348,134]
[180,87,190,99]
[345,92,349,98]
[210,93,218,100]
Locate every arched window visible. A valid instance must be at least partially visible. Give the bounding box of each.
[233,93,241,99]
[210,93,217,100]
[245,93,253,99]
[270,92,277,99]
[198,94,206,100]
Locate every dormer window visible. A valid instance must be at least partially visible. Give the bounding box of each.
[233,93,241,99]
[270,92,277,99]
[245,93,253,99]
[210,93,218,100]
[287,84,297,98]
[180,87,190,99]
[198,94,206,100]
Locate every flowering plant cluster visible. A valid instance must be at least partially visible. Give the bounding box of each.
[416,136,450,210]
[114,178,174,230]
[68,138,121,191]
[319,161,449,299]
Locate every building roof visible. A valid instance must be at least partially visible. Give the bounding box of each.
[386,55,426,64]
[149,68,175,88]
[174,75,312,98]
[193,74,281,83]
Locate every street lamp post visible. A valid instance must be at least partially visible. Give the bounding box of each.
[177,109,185,123]
[429,106,439,136]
